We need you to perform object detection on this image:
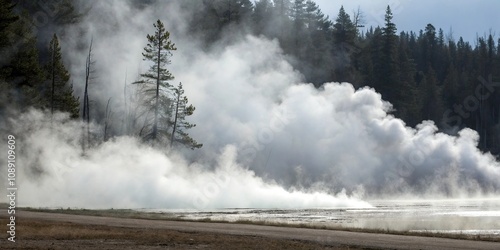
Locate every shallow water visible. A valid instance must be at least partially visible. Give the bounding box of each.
[139,198,500,237]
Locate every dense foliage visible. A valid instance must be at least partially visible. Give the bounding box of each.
[182,0,500,154]
[1,0,499,154]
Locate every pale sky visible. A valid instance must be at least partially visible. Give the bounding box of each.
[314,0,500,44]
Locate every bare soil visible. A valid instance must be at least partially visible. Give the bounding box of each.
[2,218,353,249]
[1,210,500,250]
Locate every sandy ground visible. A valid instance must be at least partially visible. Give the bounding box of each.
[1,210,500,249]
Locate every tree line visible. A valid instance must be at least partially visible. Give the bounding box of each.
[2,0,500,154]
[0,0,201,151]
[181,0,500,154]
[0,0,79,118]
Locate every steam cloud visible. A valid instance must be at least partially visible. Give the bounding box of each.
[1,0,499,209]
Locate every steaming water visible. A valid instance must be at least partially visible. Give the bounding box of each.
[2,1,500,240]
[140,198,500,237]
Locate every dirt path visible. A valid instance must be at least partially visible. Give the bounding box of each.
[3,210,500,249]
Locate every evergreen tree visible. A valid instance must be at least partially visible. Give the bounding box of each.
[2,12,45,110]
[290,0,307,59]
[304,0,331,33]
[272,0,292,43]
[135,21,201,149]
[253,0,273,34]
[420,67,443,121]
[135,20,177,142]
[273,0,292,18]
[291,0,307,31]
[378,6,399,103]
[497,38,500,59]
[169,82,202,149]
[442,63,459,108]
[332,6,356,82]
[397,32,420,124]
[486,34,495,76]
[15,0,84,62]
[0,0,18,51]
[332,6,355,46]
[435,28,449,82]
[46,34,79,118]
[0,0,20,114]
[16,0,82,26]
[303,0,332,85]
[213,0,254,26]
[421,24,437,73]
[361,27,384,88]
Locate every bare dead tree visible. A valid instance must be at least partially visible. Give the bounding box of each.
[104,97,113,141]
[123,71,128,135]
[82,38,95,150]
[352,6,365,34]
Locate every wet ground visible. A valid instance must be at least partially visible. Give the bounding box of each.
[141,198,500,238]
[2,210,500,250]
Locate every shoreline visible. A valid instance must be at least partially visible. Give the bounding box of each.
[1,207,499,249]
[11,206,500,243]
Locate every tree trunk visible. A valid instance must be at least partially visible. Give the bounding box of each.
[51,42,55,116]
[170,91,180,148]
[83,39,92,149]
[123,72,128,135]
[153,30,161,140]
[104,98,112,141]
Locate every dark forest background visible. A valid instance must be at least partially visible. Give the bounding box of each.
[1,0,500,154]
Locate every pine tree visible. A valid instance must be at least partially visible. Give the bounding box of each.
[420,67,443,121]
[135,20,176,142]
[130,21,202,149]
[169,82,202,149]
[273,0,292,18]
[397,32,420,124]
[442,62,459,108]
[378,6,399,103]
[0,0,20,113]
[15,0,84,63]
[47,34,79,118]
[422,24,437,72]
[333,6,355,46]
[357,27,379,88]
[16,0,82,26]
[213,0,254,25]
[272,0,292,44]
[381,5,398,68]
[304,0,331,33]
[332,6,356,82]
[435,28,448,81]
[2,13,45,110]
[290,0,307,58]
[0,0,18,50]
[291,0,306,32]
[253,0,273,34]
[303,0,333,85]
